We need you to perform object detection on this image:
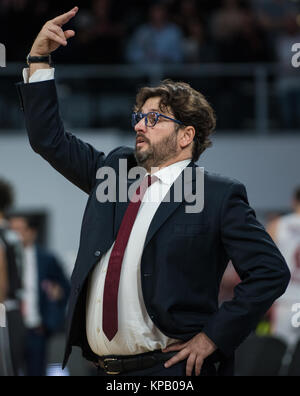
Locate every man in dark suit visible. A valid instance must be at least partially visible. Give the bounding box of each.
[0,179,25,376]
[9,216,70,376]
[16,7,290,376]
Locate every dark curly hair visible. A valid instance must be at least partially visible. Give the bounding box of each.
[135,79,216,162]
[0,178,14,213]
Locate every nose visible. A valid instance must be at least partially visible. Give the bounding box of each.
[134,116,147,134]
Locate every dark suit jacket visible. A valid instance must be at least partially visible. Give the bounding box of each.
[35,245,70,334]
[16,80,290,373]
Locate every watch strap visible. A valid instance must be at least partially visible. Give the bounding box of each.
[27,54,52,66]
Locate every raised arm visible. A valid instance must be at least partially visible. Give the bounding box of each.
[17,7,108,194]
[28,7,78,78]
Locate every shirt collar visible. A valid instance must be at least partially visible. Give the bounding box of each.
[149,159,192,186]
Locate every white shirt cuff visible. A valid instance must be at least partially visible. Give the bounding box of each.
[22,67,55,84]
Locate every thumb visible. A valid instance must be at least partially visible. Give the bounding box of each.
[64,30,75,39]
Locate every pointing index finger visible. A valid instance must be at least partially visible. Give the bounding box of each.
[52,6,79,27]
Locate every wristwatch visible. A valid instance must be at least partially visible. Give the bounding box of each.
[26,53,52,66]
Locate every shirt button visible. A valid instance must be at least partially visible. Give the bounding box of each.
[97,327,100,334]
[94,251,101,257]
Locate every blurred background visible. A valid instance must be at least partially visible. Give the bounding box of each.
[0,0,300,376]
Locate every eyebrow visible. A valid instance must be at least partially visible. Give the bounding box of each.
[141,109,174,118]
[140,108,160,113]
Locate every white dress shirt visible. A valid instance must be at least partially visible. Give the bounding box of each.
[23,67,55,84]
[23,68,191,355]
[86,161,191,356]
[23,245,42,328]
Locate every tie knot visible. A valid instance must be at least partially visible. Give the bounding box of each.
[142,174,158,190]
[145,174,158,187]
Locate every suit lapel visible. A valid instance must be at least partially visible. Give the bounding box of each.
[144,188,183,249]
[114,161,198,247]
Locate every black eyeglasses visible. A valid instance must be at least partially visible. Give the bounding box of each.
[132,111,184,128]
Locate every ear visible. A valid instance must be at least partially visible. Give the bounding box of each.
[178,126,195,149]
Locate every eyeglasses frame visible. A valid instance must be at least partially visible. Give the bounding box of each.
[132,111,185,129]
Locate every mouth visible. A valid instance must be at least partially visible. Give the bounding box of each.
[136,137,148,147]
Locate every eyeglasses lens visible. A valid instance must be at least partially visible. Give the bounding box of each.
[132,112,158,127]
[147,112,157,127]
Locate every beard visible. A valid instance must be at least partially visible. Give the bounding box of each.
[135,131,179,171]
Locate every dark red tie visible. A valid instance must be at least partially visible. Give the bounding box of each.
[102,175,156,341]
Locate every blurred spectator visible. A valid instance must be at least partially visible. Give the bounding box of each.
[126,3,184,64]
[66,0,125,64]
[0,0,27,61]
[10,215,70,376]
[210,0,272,62]
[274,15,300,129]
[182,18,216,63]
[0,179,25,376]
[211,0,248,41]
[267,186,300,347]
[173,0,199,32]
[172,0,214,61]
[0,0,297,65]
[1,0,300,132]
[251,0,298,33]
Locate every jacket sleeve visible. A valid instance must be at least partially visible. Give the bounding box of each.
[16,80,106,194]
[202,182,290,357]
